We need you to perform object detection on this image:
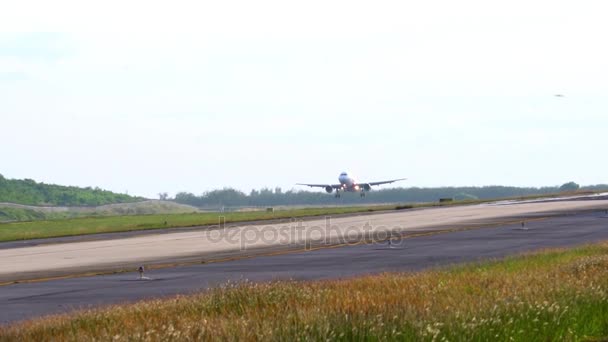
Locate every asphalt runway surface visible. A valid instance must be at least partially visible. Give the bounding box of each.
[2,198,608,282]
[2,209,608,325]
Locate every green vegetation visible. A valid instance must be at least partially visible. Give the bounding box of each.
[0,174,142,206]
[0,207,48,222]
[3,242,608,341]
[0,189,604,241]
[0,200,200,223]
[560,181,581,192]
[175,182,608,208]
[0,206,392,242]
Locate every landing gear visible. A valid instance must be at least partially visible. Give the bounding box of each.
[335,191,341,198]
[360,192,366,197]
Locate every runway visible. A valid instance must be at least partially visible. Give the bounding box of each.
[1,197,607,282]
[2,208,608,324]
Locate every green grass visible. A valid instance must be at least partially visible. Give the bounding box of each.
[0,200,203,223]
[0,189,603,243]
[0,207,49,222]
[3,242,608,341]
[0,206,396,242]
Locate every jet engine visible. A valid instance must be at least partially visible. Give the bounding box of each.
[325,186,334,193]
[362,184,372,191]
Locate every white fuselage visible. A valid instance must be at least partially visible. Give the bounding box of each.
[338,172,359,191]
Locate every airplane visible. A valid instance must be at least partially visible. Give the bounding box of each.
[297,172,406,198]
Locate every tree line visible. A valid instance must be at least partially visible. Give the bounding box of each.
[173,182,608,209]
[0,174,142,206]
[2,173,604,209]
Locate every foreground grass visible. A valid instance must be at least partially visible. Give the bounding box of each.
[3,242,608,341]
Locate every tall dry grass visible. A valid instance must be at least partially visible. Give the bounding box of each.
[2,242,608,341]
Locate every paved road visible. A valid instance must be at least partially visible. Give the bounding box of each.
[2,210,608,325]
[2,198,607,282]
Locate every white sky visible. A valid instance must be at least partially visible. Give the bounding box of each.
[1,1,607,198]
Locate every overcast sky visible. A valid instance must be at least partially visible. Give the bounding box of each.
[1,1,607,198]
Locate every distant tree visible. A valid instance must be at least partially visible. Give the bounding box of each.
[174,192,200,206]
[167,184,608,208]
[158,192,169,201]
[559,182,580,192]
[0,176,142,206]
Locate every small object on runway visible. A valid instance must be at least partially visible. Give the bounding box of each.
[138,266,145,280]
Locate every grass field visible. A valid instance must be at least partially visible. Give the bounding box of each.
[2,242,608,341]
[0,190,603,243]
[0,200,201,223]
[0,206,396,242]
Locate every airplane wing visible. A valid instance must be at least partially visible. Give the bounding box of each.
[364,178,407,186]
[296,183,342,189]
